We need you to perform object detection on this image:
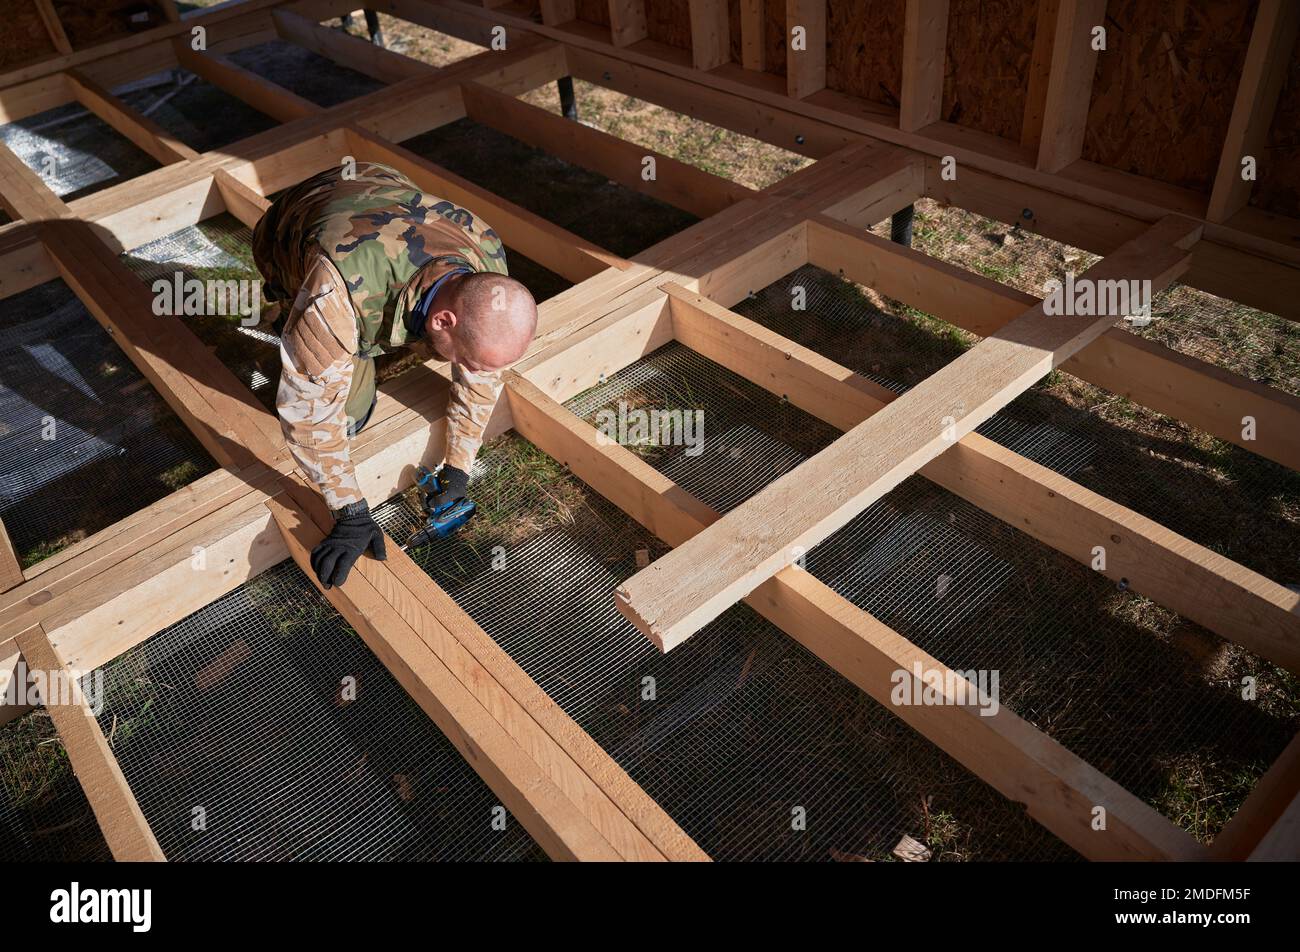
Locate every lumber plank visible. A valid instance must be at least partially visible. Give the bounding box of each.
[14,625,166,861]
[899,0,949,132]
[665,283,1300,673]
[460,80,755,218]
[609,0,647,47]
[617,216,1203,651]
[1212,731,1300,859]
[344,124,628,282]
[805,215,1300,472]
[688,0,730,71]
[1036,0,1106,173]
[267,489,625,862]
[213,168,271,229]
[1249,787,1300,860]
[540,0,576,25]
[504,371,1205,861]
[0,141,70,221]
[0,521,22,592]
[272,9,431,84]
[65,69,200,165]
[34,0,73,56]
[785,0,826,99]
[42,219,285,471]
[173,42,321,122]
[740,0,765,71]
[1020,0,1060,151]
[284,479,706,863]
[1207,0,1300,223]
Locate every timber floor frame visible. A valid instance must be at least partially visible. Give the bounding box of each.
[0,0,1296,862]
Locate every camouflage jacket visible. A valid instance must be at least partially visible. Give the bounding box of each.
[254,162,508,510]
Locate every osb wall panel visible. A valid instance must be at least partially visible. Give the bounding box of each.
[729,0,743,63]
[1082,0,1258,194]
[0,2,55,70]
[1250,27,1300,219]
[577,0,611,28]
[942,0,1039,140]
[828,0,905,108]
[647,0,692,50]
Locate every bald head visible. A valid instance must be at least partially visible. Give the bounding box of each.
[426,272,538,372]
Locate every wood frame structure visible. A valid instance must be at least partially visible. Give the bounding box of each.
[0,0,1296,862]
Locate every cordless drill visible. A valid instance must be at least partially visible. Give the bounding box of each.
[404,465,476,550]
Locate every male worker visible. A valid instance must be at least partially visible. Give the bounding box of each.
[253,162,538,589]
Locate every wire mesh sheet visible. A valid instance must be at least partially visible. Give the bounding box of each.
[0,102,159,202]
[0,709,112,863]
[374,426,1075,861]
[0,279,216,568]
[87,560,546,862]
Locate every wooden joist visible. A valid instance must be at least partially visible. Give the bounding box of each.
[805,215,1300,473]
[663,282,1300,674]
[213,168,271,229]
[344,124,628,282]
[688,0,730,71]
[1035,0,1106,173]
[269,479,707,862]
[609,0,648,47]
[616,216,1203,652]
[0,521,22,592]
[0,141,70,221]
[272,8,432,84]
[14,625,165,861]
[899,0,949,132]
[740,0,765,71]
[785,0,826,99]
[1207,0,1300,223]
[459,80,756,218]
[173,42,321,123]
[504,371,1205,861]
[65,69,200,165]
[34,0,72,56]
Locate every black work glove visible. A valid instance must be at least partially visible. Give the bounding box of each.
[310,500,387,589]
[431,465,470,511]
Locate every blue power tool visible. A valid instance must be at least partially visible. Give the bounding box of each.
[404,465,476,550]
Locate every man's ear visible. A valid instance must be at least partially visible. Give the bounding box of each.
[427,308,458,332]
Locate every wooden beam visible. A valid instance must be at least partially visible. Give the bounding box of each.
[616,216,1202,651]
[213,168,270,229]
[173,42,321,122]
[460,80,755,218]
[65,69,199,165]
[0,520,22,592]
[1036,0,1106,173]
[1021,0,1061,151]
[1250,787,1300,860]
[609,0,647,47]
[899,0,949,132]
[343,124,628,282]
[805,215,1300,472]
[34,0,72,56]
[688,0,730,71]
[1207,0,1300,223]
[1212,731,1300,859]
[14,625,165,861]
[41,219,285,472]
[540,0,576,26]
[0,141,70,221]
[740,0,765,71]
[272,8,430,84]
[785,0,826,99]
[504,371,1204,861]
[268,488,627,862]
[664,281,1300,674]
